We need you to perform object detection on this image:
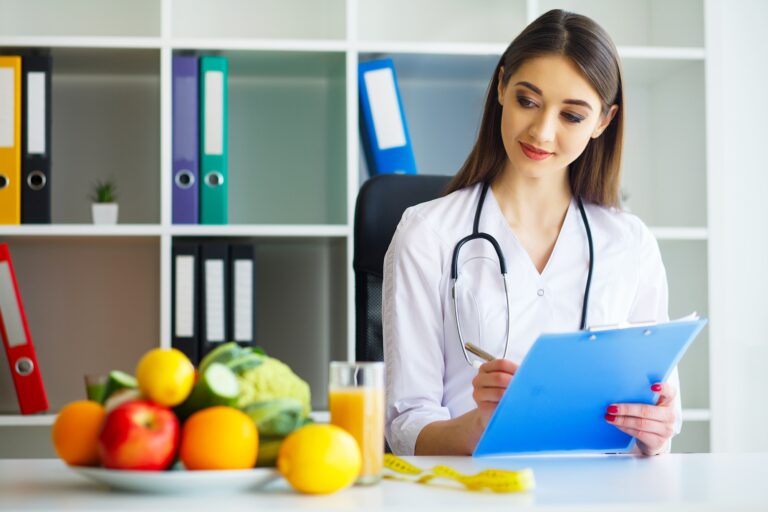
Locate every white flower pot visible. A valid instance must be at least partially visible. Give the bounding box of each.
[92,203,119,224]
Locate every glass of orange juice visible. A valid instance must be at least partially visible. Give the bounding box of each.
[329,361,385,485]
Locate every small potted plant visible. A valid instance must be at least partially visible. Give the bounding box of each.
[90,178,118,224]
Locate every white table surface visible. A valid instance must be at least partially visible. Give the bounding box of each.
[1,453,767,511]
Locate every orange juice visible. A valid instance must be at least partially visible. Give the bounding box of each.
[329,386,385,484]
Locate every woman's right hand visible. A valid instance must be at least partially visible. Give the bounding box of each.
[472,358,519,430]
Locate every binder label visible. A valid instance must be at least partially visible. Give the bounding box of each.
[234,260,253,341]
[205,259,225,342]
[0,68,14,148]
[26,72,46,154]
[173,75,197,161]
[204,71,224,156]
[363,68,406,150]
[0,262,27,347]
[175,255,195,338]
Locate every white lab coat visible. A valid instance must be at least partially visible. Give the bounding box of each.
[382,183,682,455]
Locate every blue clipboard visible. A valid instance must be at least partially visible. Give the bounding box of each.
[473,318,707,457]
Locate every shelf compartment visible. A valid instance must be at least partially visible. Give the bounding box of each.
[0,47,164,224]
[172,236,347,411]
[659,240,709,411]
[174,50,346,224]
[538,0,704,48]
[0,238,160,414]
[358,52,498,179]
[357,0,526,45]
[621,59,706,227]
[0,0,160,38]
[170,0,346,41]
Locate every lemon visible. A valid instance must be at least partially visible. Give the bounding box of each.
[135,348,195,407]
[278,424,361,494]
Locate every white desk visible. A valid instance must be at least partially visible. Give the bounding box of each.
[1,453,767,511]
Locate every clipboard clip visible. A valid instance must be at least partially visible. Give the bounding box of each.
[587,320,656,332]
[587,312,699,332]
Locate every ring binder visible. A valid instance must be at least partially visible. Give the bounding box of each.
[172,55,200,224]
[0,243,49,414]
[199,242,230,359]
[0,56,22,224]
[172,242,201,365]
[199,56,228,225]
[358,58,417,176]
[21,54,52,224]
[229,244,256,348]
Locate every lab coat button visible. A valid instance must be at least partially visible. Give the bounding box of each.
[537,289,545,297]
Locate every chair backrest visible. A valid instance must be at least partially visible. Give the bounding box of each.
[353,174,452,362]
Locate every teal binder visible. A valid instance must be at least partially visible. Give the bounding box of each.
[199,56,228,224]
[473,318,707,457]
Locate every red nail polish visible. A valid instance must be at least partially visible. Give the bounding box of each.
[605,413,616,422]
[652,384,662,392]
[607,405,619,414]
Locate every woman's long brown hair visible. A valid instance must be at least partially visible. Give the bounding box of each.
[445,9,624,208]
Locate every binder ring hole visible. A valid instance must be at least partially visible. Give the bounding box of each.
[175,170,195,189]
[205,172,223,187]
[644,329,653,336]
[0,175,8,189]
[15,357,34,376]
[27,170,47,191]
[588,335,597,341]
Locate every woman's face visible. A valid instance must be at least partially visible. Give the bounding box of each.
[497,54,618,180]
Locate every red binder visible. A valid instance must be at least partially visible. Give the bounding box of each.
[0,243,48,414]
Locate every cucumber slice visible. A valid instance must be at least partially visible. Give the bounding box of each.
[198,342,245,375]
[102,370,138,404]
[175,362,240,421]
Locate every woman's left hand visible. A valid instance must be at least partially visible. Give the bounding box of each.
[605,382,678,456]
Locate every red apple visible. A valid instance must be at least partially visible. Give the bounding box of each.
[98,400,180,470]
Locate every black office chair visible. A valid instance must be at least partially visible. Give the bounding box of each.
[353,174,452,363]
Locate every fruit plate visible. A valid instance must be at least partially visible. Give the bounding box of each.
[69,465,281,494]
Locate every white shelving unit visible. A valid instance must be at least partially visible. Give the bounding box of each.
[0,0,715,457]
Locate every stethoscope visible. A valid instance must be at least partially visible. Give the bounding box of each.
[450,181,595,366]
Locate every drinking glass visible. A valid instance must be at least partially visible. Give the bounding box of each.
[329,361,385,485]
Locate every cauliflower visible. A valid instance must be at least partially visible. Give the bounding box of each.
[199,343,312,443]
[236,356,311,416]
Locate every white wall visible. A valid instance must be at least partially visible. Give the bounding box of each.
[707,0,768,452]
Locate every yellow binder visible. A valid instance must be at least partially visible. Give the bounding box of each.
[0,56,22,224]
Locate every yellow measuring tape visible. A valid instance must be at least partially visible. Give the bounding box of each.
[383,453,535,493]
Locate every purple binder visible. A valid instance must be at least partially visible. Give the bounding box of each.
[172,56,199,224]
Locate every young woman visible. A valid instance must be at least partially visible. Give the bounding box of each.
[383,9,681,456]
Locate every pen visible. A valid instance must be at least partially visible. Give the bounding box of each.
[464,342,494,362]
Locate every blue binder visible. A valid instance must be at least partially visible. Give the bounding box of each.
[358,59,417,175]
[473,319,707,457]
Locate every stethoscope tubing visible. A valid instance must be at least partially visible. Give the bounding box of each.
[450,181,594,366]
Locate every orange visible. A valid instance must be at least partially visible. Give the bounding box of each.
[51,400,106,466]
[278,424,361,494]
[180,406,258,470]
